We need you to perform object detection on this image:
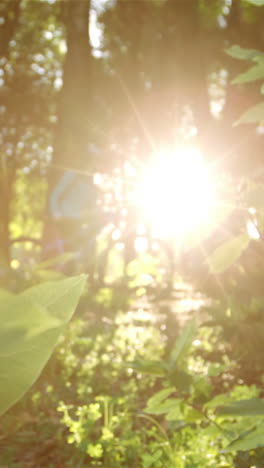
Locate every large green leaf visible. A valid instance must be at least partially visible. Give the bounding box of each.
[226,45,264,61]
[232,63,264,84]
[207,234,250,274]
[22,276,86,320]
[245,0,264,5]
[235,101,264,125]
[226,425,264,452]
[0,275,86,416]
[217,398,264,417]
[0,295,61,356]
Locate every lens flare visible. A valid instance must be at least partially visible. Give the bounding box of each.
[137,146,216,239]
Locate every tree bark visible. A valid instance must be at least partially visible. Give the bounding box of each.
[0,160,11,267]
[42,0,94,257]
[52,0,92,175]
[0,0,21,267]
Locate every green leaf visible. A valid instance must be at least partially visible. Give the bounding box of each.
[226,425,264,452]
[0,296,61,356]
[169,320,197,365]
[0,275,86,416]
[204,393,231,410]
[0,290,13,301]
[22,275,86,320]
[235,101,264,125]
[232,63,264,84]
[193,375,212,398]
[244,0,264,5]
[128,359,166,377]
[166,405,183,421]
[184,407,203,423]
[146,387,175,409]
[217,398,264,417]
[226,45,264,61]
[168,369,193,392]
[207,234,250,274]
[142,449,163,468]
[144,398,181,415]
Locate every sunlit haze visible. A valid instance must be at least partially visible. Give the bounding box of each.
[137,146,216,240]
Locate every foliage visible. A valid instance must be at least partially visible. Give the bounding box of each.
[245,0,264,5]
[206,233,250,274]
[0,275,85,417]
[3,305,264,467]
[126,324,264,465]
[2,0,264,466]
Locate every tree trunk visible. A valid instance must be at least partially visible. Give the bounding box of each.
[42,0,94,258]
[0,0,21,268]
[0,162,11,267]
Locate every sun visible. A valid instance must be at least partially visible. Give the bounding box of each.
[136,145,217,240]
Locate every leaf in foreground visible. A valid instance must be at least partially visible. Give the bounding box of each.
[226,424,264,452]
[0,275,86,416]
[207,234,250,274]
[244,0,264,6]
[226,45,264,61]
[217,398,264,417]
[235,101,264,125]
[232,63,264,85]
